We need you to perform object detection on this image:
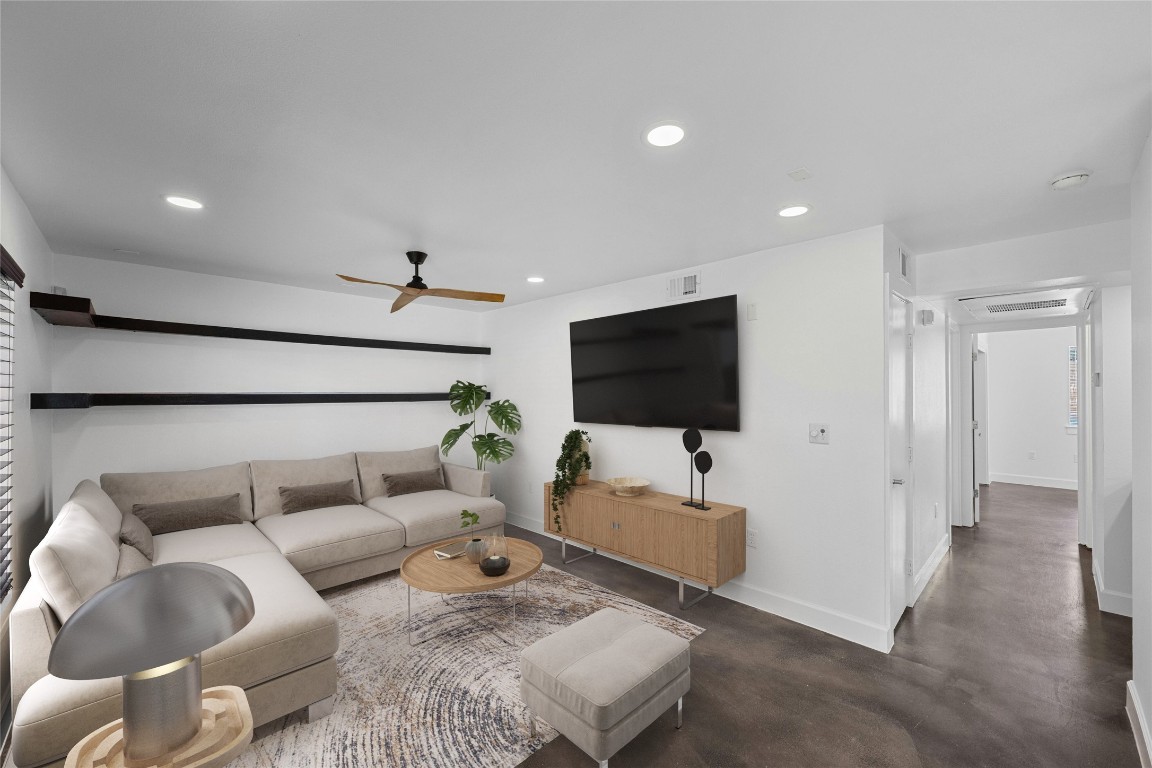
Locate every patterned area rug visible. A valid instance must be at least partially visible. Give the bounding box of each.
[230,564,703,768]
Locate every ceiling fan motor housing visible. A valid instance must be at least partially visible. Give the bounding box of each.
[405,251,428,289]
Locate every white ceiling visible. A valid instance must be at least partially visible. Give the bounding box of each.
[2,1,1149,310]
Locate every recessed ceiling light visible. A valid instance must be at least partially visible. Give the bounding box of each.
[165,195,203,209]
[778,205,810,217]
[1050,171,1091,190]
[527,276,545,283]
[645,123,684,147]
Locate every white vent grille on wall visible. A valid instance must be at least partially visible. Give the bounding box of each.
[667,272,702,300]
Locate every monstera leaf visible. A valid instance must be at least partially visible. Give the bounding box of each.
[486,399,522,435]
[441,422,474,456]
[448,380,487,417]
[472,433,515,467]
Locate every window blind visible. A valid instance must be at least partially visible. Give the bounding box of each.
[1067,345,1078,429]
[0,246,23,604]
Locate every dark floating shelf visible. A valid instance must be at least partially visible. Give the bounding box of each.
[31,392,471,410]
[30,292,490,356]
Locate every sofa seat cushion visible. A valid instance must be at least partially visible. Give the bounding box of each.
[12,552,337,768]
[364,489,505,547]
[202,552,339,687]
[520,607,691,730]
[153,521,280,564]
[255,504,405,573]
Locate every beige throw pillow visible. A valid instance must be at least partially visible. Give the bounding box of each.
[382,468,445,497]
[279,479,359,515]
[132,493,245,535]
[115,543,153,580]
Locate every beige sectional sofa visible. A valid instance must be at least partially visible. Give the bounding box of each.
[9,446,505,768]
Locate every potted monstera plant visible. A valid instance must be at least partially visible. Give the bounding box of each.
[441,381,522,470]
[550,429,591,532]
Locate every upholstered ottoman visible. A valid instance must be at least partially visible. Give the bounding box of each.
[520,607,690,767]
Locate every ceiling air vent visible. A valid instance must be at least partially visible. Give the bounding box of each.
[667,272,701,301]
[986,298,1067,313]
[958,287,1093,321]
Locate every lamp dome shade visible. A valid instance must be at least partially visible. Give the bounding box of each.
[49,562,255,680]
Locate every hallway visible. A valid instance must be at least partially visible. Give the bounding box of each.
[893,482,1136,766]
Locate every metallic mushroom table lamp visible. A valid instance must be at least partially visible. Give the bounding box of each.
[48,562,255,764]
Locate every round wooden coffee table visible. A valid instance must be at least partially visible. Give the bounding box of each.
[400,537,543,645]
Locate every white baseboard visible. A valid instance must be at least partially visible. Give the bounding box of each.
[989,473,1077,491]
[1129,681,1151,768]
[1092,559,1134,617]
[910,535,950,606]
[507,512,894,653]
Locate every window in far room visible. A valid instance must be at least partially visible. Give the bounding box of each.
[1067,345,1078,430]
[0,245,24,605]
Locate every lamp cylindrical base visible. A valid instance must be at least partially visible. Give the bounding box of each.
[122,654,202,763]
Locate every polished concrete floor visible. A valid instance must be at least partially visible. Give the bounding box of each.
[514,482,1138,767]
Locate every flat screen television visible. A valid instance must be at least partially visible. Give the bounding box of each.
[570,295,740,431]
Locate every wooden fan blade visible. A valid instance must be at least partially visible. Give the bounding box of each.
[390,291,423,313]
[336,275,420,295]
[420,287,506,303]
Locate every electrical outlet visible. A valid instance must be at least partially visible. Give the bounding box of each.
[746,529,759,549]
[934,502,939,518]
[1028,451,1037,461]
[747,303,758,321]
[809,424,830,445]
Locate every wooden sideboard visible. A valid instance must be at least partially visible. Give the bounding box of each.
[544,481,745,607]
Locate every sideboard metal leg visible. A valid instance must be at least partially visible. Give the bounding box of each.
[561,538,597,564]
[678,578,712,610]
[676,696,683,729]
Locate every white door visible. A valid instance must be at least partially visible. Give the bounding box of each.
[970,338,982,524]
[888,292,911,623]
[974,348,990,486]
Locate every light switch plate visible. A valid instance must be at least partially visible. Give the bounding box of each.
[809,423,829,445]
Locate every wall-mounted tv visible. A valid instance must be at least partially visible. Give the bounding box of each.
[570,295,740,431]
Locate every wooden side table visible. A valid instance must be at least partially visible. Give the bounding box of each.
[65,686,253,768]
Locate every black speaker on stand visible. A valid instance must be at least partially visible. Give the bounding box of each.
[680,429,702,507]
[694,451,712,511]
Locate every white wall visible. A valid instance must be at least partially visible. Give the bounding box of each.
[917,220,1130,297]
[48,255,488,505]
[1128,130,1151,763]
[484,227,895,651]
[910,297,950,602]
[984,327,1079,490]
[1090,286,1133,617]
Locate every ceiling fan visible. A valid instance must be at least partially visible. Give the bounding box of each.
[337,251,505,313]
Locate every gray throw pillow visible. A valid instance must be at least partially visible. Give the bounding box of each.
[132,493,244,535]
[382,468,445,497]
[119,511,154,560]
[279,479,359,515]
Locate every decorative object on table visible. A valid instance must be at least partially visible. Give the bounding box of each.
[227,565,702,768]
[605,477,651,497]
[550,429,592,532]
[479,533,511,576]
[460,509,487,563]
[693,450,713,511]
[336,250,506,313]
[48,562,255,765]
[441,381,522,470]
[680,428,703,507]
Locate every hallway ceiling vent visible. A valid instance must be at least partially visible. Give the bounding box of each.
[957,287,1093,321]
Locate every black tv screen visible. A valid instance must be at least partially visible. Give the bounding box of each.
[570,295,740,431]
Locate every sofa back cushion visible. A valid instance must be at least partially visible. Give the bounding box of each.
[101,462,255,521]
[28,504,119,623]
[356,446,442,501]
[250,452,362,519]
[66,479,124,542]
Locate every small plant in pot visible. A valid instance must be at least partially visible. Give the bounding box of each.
[460,509,487,563]
[551,429,591,533]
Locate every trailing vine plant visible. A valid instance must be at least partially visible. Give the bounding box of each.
[550,429,591,532]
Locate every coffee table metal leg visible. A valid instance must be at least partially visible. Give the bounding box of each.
[408,584,414,646]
